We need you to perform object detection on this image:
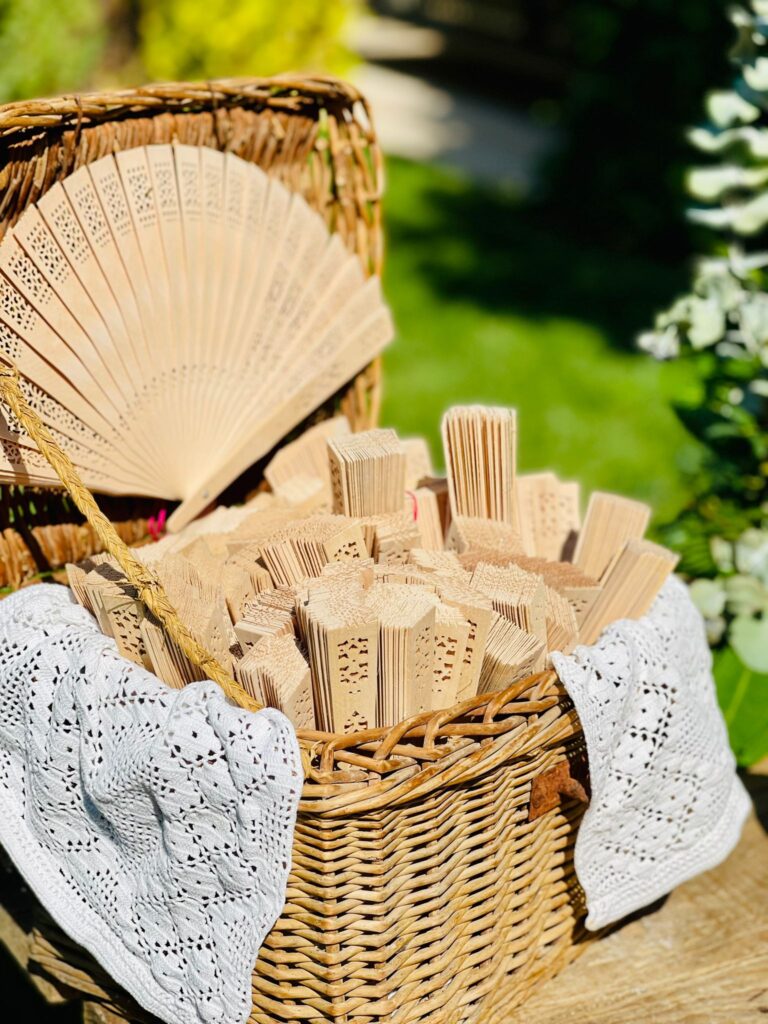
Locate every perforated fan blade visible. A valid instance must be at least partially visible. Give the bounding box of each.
[0,145,393,528]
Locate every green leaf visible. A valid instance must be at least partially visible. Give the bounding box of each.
[739,292,768,346]
[711,536,735,573]
[734,527,768,583]
[138,0,358,82]
[687,206,735,229]
[730,614,768,672]
[726,249,768,274]
[697,266,744,312]
[689,124,768,158]
[688,126,732,154]
[637,326,680,359]
[714,646,768,766]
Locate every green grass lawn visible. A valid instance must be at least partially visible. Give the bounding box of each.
[379,157,703,524]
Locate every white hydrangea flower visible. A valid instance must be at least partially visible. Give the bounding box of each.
[711,536,735,573]
[724,572,768,617]
[689,577,727,618]
[735,528,768,586]
[637,326,680,360]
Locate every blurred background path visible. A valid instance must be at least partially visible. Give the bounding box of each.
[352,16,556,188]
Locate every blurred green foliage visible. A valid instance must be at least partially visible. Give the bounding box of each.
[381,157,702,524]
[0,0,104,101]
[0,0,360,103]
[715,646,768,766]
[138,0,361,81]
[542,0,729,261]
[640,4,768,538]
[639,2,768,764]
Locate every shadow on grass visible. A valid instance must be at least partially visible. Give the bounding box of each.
[384,155,688,352]
[381,156,704,520]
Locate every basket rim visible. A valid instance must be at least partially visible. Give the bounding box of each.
[297,671,582,815]
[0,74,371,136]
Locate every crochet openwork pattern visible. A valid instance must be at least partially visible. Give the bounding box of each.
[0,584,302,1024]
[553,576,750,929]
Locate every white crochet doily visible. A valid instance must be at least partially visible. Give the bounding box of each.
[0,585,302,1024]
[552,575,750,930]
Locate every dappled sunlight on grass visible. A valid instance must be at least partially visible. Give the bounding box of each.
[380,157,703,523]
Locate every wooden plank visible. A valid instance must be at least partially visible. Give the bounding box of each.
[517,763,768,1023]
[0,871,73,1005]
[82,1001,134,1024]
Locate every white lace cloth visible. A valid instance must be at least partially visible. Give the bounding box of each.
[552,575,751,930]
[0,578,751,1020]
[0,584,302,1024]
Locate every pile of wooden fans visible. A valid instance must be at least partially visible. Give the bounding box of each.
[67,406,679,733]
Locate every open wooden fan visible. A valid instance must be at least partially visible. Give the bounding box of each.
[0,144,393,532]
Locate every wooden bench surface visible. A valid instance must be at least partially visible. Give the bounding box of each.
[518,762,768,1024]
[2,764,766,1022]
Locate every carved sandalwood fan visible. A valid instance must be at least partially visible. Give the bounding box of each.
[0,144,393,532]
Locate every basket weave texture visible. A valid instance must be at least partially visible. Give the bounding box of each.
[27,675,588,1024]
[0,76,383,588]
[0,77,591,1023]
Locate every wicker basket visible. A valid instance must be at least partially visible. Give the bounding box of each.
[0,77,591,1024]
[21,678,588,1024]
[0,76,383,590]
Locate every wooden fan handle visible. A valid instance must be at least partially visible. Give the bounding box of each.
[0,363,261,714]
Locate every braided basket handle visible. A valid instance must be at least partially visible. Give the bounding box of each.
[0,363,261,713]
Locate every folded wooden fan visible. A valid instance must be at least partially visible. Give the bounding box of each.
[0,144,393,531]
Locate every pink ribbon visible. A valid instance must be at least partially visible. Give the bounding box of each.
[147,508,167,542]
